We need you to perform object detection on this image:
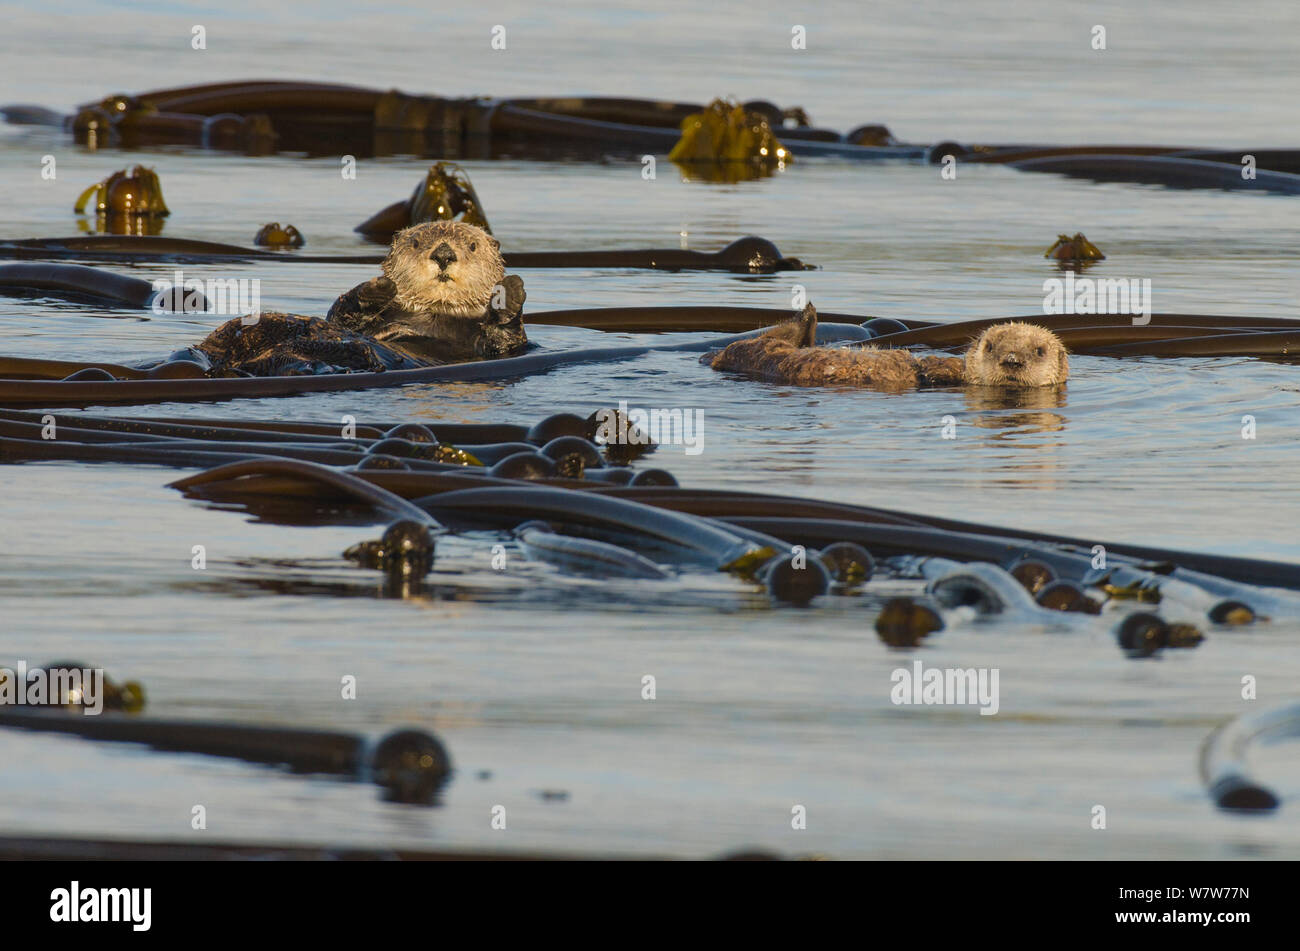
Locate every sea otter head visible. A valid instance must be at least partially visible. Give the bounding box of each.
[383,221,505,318]
[965,322,1069,387]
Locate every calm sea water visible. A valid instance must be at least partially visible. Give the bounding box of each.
[1,0,1298,858]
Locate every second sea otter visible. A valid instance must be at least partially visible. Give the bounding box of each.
[194,221,528,376]
[709,305,1069,389]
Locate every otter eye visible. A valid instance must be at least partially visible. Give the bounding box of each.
[1036,346,1045,357]
[469,242,477,252]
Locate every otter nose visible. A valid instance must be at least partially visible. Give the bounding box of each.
[430,242,457,269]
[1000,352,1024,367]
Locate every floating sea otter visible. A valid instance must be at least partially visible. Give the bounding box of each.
[190,221,528,376]
[709,305,1069,389]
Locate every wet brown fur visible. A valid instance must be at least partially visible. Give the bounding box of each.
[195,313,425,376]
[709,305,1067,389]
[193,221,527,375]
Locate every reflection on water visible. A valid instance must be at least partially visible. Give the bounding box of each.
[3,0,1300,858]
[964,385,1068,417]
[961,386,1068,484]
[955,387,1069,486]
[75,215,167,237]
[964,384,1068,434]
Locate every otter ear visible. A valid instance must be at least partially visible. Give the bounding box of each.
[490,236,500,251]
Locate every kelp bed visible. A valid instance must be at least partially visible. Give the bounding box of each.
[11,80,1300,193]
[2,278,1299,404]
[4,77,1300,858]
[4,403,1299,824]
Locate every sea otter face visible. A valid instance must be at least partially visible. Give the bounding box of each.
[383,221,505,318]
[965,323,1069,387]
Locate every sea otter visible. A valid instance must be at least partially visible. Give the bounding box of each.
[191,221,528,377]
[962,321,1070,387]
[709,305,1068,389]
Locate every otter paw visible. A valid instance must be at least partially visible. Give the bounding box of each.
[493,274,526,320]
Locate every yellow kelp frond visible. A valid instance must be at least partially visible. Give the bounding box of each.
[409,162,492,232]
[1044,232,1105,262]
[669,98,791,182]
